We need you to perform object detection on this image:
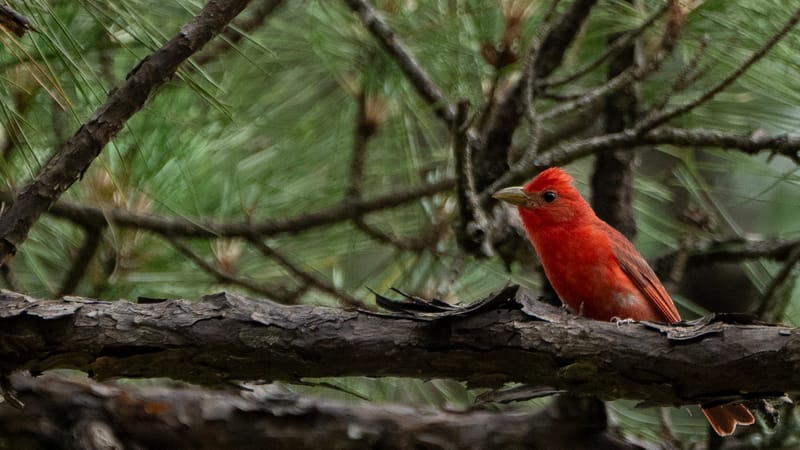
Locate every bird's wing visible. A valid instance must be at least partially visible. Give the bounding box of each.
[603,222,682,323]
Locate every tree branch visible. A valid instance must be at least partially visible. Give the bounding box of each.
[0,0,254,263]
[57,225,103,297]
[0,372,643,450]
[0,286,794,407]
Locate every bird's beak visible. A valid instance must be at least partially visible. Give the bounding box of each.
[492,186,529,206]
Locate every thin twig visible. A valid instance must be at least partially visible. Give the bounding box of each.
[342,0,455,125]
[539,45,669,123]
[352,217,437,253]
[57,225,104,297]
[521,26,545,159]
[462,128,494,257]
[648,35,711,113]
[755,243,800,322]
[250,239,364,308]
[167,236,300,304]
[542,3,668,88]
[638,6,800,131]
[0,0,254,263]
[194,0,285,65]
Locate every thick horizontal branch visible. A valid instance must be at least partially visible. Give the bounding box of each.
[0,286,795,407]
[0,372,642,450]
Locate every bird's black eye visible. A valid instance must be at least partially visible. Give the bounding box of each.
[543,191,557,203]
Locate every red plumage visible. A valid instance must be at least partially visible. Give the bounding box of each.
[495,167,753,436]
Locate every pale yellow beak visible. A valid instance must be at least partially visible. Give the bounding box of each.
[492,186,529,206]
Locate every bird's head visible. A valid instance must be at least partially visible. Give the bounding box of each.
[492,167,593,229]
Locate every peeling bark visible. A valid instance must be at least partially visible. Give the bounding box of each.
[0,286,795,407]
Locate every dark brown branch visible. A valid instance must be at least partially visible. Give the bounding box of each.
[57,225,103,297]
[533,0,599,79]
[0,372,643,450]
[0,178,455,239]
[345,89,432,252]
[0,4,36,37]
[0,0,253,263]
[342,0,455,125]
[346,91,371,201]
[641,127,800,163]
[0,287,795,407]
[0,264,14,291]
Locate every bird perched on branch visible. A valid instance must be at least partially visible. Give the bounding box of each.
[493,167,754,437]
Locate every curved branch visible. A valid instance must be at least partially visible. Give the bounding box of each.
[0,287,794,407]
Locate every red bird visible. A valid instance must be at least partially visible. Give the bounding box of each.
[493,167,754,436]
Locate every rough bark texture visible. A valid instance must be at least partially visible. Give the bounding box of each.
[0,286,794,407]
[0,372,645,450]
[0,0,252,262]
